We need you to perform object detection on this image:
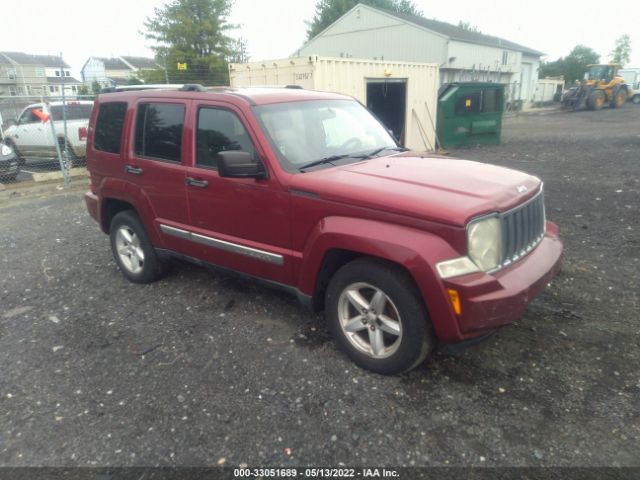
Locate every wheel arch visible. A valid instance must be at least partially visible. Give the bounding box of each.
[298,216,464,341]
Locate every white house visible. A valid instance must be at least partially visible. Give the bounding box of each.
[296,4,544,108]
[81,56,160,87]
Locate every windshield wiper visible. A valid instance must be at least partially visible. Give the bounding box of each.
[298,147,408,172]
[362,146,408,158]
[298,154,349,171]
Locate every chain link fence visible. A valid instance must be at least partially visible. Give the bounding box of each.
[0,94,95,185]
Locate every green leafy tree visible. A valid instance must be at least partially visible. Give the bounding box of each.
[91,81,102,94]
[539,45,600,84]
[77,85,90,95]
[306,0,422,40]
[458,21,481,33]
[609,34,631,66]
[143,0,236,86]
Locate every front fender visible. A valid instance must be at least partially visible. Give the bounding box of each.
[297,216,465,342]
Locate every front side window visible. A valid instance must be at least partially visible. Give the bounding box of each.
[19,107,42,124]
[196,107,256,169]
[254,100,396,173]
[134,103,185,163]
[94,102,127,154]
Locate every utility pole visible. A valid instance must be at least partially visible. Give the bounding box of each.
[59,52,70,186]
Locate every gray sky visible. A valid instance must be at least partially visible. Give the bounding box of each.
[1,0,638,78]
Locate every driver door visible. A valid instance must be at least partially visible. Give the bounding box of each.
[184,103,293,285]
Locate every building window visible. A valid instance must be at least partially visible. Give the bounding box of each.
[35,68,45,77]
[502,51,508,66]
[49,86,58,93]
[55,70,61,77]
[65,71,70,77]
[7,69,16,80]
[9,86,16,96]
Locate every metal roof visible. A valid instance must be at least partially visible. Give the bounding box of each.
[96,57,130,70]
[357,5,543,57]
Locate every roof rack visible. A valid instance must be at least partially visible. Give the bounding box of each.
[101,84,207,94]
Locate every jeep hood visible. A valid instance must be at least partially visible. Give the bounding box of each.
[289,155,542,227]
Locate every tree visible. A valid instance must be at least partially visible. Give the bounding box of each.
[539,45,600,84]
[91,81,102,94]
[458,21,481,33]
[609,34,631,67]
[306,0,422,40]
[228,37,250,64]
[143,0,236,86]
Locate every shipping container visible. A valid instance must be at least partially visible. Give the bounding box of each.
[229,56,439,151]
[533,77,565,105]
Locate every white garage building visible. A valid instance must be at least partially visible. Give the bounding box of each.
[296,3,543,108]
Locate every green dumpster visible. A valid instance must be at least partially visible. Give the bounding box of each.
[437,83,505,148]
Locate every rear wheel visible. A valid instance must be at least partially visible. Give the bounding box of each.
[632,94,640,105]
[325,258,434,375]
[611,88,627,108]
[110,210,164,284]
[587,90,605,110]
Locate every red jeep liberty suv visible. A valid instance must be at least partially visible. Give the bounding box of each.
[84,86,563,375]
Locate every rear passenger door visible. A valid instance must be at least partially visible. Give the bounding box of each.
[183,102,292,285]
[127,100,192,253]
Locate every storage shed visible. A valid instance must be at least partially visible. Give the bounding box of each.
[229,56,440,151]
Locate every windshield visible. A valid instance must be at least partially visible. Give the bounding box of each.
[254,99,397,173]
[586,66,612,82]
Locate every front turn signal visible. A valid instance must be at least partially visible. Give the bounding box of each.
[447,289,462,316]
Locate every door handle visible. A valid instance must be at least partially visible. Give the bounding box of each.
[186,177,208,188]
[125,165,143,175]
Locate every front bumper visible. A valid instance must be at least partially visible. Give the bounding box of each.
[444,221,563,336]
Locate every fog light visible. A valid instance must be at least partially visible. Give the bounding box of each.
[447,289,462,316]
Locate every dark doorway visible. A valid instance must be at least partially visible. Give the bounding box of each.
[366,80,407,145]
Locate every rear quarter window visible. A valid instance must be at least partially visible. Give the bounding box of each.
[94,102,128,154]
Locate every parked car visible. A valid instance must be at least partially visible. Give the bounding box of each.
[84,86,563,375]
[3,100,93,165]
[0,142,20,182]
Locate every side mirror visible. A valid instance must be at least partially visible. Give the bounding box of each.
[218,151,267,179]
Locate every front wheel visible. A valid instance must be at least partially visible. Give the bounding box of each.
[110,210,164,284]
[611,88,627,108]
[633,95,640,105]
[325,258,434,375]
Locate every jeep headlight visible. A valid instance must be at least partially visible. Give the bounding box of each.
[467,216,502,271]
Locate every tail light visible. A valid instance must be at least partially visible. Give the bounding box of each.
[78,126,88,141]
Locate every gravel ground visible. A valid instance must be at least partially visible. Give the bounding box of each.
[0,106,638,469]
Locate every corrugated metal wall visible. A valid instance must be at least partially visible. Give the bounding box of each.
[229,56,440,151]
[297,6,447,65]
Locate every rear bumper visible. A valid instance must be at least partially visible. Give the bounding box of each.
[444,221,563,337]
[85,191,100,225]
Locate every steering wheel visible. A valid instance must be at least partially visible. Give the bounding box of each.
[340,137,362,151]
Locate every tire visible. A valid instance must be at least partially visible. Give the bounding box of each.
[610,88,626,108]
[109,210,164,284]
[632,95,640,105]
[587,90,605,110]
[4,139,25,166]
[325,258,435,375]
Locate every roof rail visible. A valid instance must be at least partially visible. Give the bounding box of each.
[100,84,206,94]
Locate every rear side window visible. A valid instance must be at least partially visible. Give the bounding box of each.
[51,104,93,121]
[134,103,185,163]
[94,102,127,154]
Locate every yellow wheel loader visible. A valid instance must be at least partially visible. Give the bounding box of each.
[561,64,629,111]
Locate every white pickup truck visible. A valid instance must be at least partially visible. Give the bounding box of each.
[3,100,93,165]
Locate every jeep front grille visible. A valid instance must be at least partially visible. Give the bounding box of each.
[500,188,546,267]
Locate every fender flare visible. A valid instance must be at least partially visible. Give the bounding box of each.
[297,216,465,341]
[97,178,162,246]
